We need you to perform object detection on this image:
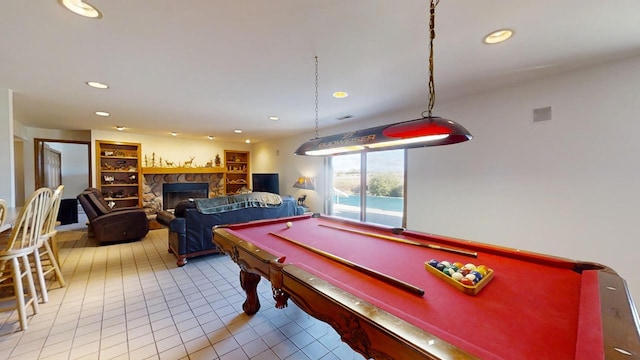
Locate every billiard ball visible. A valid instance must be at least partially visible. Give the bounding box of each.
[460,278,474,286]
[444,267,457,276]
[451,272,464,281]
[427,259,439,267]
[475,265,489,276]
[470,271,483,281]
[286,221,293,228]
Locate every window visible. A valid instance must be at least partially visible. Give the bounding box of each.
[328,149,405,227]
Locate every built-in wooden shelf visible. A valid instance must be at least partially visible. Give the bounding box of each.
[97,140,142,208]
[142,167,226,175]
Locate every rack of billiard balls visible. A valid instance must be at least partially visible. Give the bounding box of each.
[424,259,494,295]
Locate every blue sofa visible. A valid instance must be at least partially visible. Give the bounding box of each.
[157,192,304,266]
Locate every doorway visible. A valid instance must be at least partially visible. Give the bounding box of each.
[34,139,91,224]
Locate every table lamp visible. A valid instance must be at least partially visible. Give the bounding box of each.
[293,177,315,207]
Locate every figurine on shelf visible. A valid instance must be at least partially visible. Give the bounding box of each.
[205,160,213,167]
[184,156,195,168]
[165,159,174,167]
[215,154,221,167]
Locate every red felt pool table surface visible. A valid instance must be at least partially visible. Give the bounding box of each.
[213,214,640,359]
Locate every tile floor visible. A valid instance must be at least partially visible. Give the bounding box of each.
[0,225,366,360]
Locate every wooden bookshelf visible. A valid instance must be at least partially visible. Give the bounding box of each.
[96,140,142,208]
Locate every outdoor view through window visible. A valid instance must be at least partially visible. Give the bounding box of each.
[330,149,404,227]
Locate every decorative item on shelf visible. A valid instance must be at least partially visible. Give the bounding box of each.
[294,1,472,156]
[103,175,114,184]
[236,186,251,194]
[165,159,174,167]
[103,150,114,156]
[205,160,213,167]
[184,156,195,167]
[215,154,221,167]
[293,177,315,208]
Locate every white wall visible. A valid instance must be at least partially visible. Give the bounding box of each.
[252,139,325,206]
[48,142,90,199]
[259,55,640,305]
[0,89,15,205]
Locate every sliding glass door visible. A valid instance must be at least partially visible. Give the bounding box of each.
[329,149,405,227]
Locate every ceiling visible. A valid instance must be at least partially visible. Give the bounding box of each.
[2,1,640,143]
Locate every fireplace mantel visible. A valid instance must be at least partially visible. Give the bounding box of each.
[142,167,225,175]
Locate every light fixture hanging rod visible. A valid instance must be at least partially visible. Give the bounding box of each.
[294,0,472,156]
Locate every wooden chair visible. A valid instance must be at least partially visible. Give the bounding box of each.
[0,199,6,228]
[0,187,52,330]
[32,185,66,303]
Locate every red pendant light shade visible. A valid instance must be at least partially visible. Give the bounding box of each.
[382,117,468,140]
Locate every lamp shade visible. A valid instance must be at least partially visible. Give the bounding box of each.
[293,177,315,190]
[294,116,472,156]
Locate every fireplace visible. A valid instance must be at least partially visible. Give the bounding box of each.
[163,182,209,211]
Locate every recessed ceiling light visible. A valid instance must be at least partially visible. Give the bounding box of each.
[332,91,349,99]
[207,135,215,140]
[95,111,110,117]
[483,28,514,44]
[234,129,243,134]
[269,116,279,121]
[171,132,178,136]
[59,0,103,19]
[245,139,251,144]
[86,81,109,89]
[115,126,125,131]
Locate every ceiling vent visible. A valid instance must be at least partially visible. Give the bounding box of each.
[533,106,552,122]
[336,115,354,121]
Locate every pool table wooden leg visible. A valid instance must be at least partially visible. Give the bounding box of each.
[240,269,261,315]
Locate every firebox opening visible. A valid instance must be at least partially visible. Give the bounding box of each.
[163,182,209,211]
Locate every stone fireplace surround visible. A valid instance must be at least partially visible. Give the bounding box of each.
[143,173,224,214]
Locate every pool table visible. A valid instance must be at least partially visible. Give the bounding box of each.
[212,214,640,360]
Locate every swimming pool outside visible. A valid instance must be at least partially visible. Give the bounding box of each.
[334,194,403,212]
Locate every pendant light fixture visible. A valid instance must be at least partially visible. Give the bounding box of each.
[295,0,472,156]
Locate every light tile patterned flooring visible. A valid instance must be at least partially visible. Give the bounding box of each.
[0,226,366,360]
